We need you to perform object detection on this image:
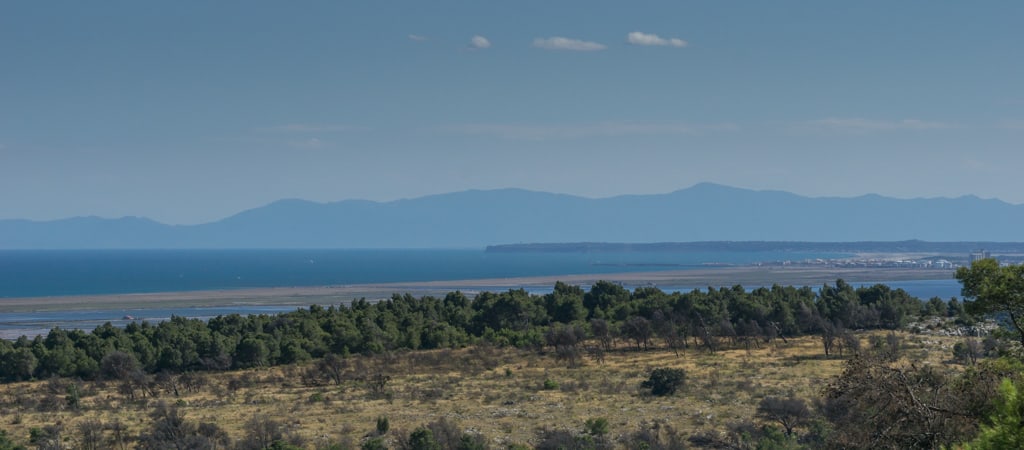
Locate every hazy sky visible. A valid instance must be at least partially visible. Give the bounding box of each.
[2,1,1022,224]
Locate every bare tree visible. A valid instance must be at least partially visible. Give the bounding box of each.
[107,420,130,450]
[953,338,983,365]
[236,416,283,450]
[869,331,902,361]
[546,325,585,368]
[100,351,139,380]
[653,311,688,356]
[839,330,861,357]
[319,353,348,385]
[139,401,193,449]
[621,316,652,351]
[31,424,64,450]
[820,320,837,357]
[590,318,614,352]
[197,422,230,450]
[757,396,810,437]
[76,419,104,450]
[823,354,999,449]
[367,373,391,396]
[692,313,718,353]
[736,319,762,351]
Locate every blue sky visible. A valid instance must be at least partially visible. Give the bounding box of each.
[2,1,1022,224]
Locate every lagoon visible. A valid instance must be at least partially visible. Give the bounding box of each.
[0,249,961,338]
[0,248,853,298]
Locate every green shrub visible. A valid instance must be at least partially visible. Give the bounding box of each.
[375,416,389,436]
[641,368,686,396]
[959,378,1024,449]
[361,437,386,450]
[407,427,442,450]
[0,430,26,450]
[585,417,609,436]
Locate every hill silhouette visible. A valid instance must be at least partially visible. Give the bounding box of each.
[2,183,1021,248]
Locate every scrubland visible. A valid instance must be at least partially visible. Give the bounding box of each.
[0,331,967,449]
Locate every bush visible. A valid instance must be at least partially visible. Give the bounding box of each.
[0,430,25,450]
[407,427,442,450]
[641,368,686,396]
[584,418,609,437]
[621,420,687,450]
[361,437,386,450]
[543,379,559,390]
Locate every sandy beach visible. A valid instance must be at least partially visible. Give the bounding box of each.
[0,266,955,313]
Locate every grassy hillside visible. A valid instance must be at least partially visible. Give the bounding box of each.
[0,331,967,449]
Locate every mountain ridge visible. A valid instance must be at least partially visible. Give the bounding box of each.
[2,184,1022,248]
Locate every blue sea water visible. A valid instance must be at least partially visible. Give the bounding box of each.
[0,306,301,340]
[0,249,852,298]
[0,249,962,338]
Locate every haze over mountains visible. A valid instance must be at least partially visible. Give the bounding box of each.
[2,183,1021,249]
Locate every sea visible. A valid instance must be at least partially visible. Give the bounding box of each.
[0,249,962,338]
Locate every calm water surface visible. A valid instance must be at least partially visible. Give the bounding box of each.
[0,249,851,298]
[0,249,960,338]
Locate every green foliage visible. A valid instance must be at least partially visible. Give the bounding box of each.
[0,279,942,382]
[584,417,609,436]
[407,427,442,450]
[375,416,390,436]
[65,382,81,409]
[361,437,386,450]
[641,368,686,396]
[753,426,801,450]
[457,434,488,450]
[958,379,1024,450]
[957,258,1024,346]
[542,378,559,390]
[0,430,26,450]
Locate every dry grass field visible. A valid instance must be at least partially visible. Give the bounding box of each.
[0,331,966,449]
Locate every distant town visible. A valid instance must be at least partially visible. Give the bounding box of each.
[762,249,1023,270]
[488,242,1024,271]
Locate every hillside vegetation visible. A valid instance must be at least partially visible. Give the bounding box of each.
[0,273,1019,449]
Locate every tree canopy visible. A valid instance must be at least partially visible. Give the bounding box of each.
[956,258,1024,346]
[0,280,941,382]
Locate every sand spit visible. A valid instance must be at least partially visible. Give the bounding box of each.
[0,266,954,313]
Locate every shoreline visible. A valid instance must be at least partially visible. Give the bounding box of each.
[0,266,956,313]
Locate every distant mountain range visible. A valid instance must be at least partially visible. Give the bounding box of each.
[2,183,1023,249]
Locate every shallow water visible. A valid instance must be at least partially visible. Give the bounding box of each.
[0,249,852,298]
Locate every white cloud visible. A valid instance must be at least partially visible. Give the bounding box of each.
[798,118,954,133]
[288,137,324,149]
[532,37,606,51]
[264,123,356,133]
[445,121,736,140]
[469,35,491,49]
[626,31,687,47]
[408,34,427,42]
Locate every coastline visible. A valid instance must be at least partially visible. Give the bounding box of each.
[0,266,955,313]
